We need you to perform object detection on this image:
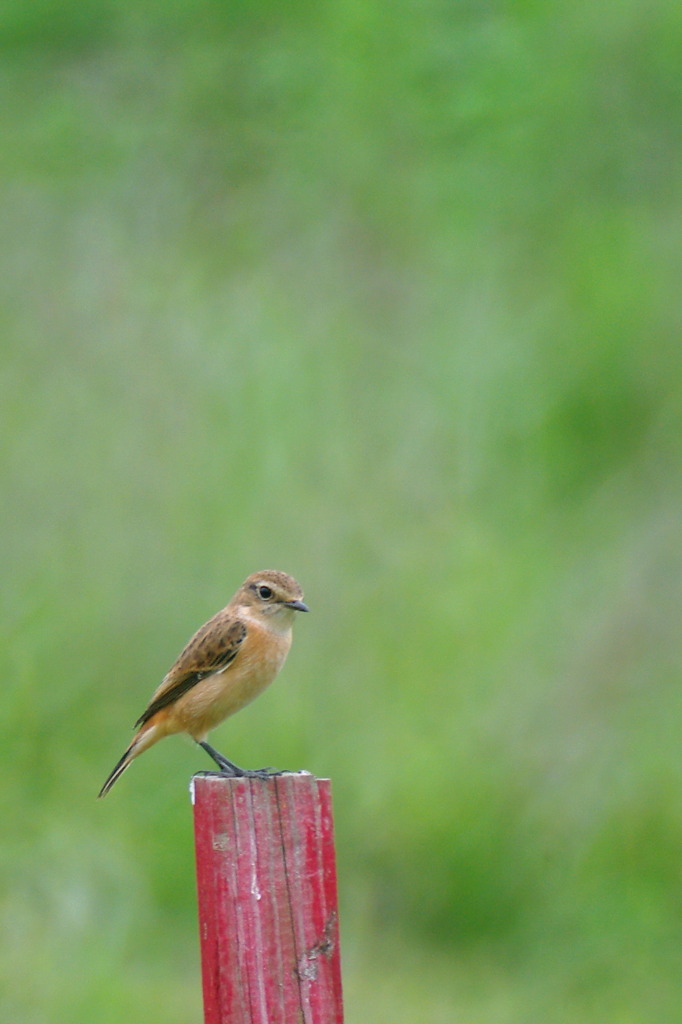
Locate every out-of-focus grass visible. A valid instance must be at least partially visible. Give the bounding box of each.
[1,1,682,1021]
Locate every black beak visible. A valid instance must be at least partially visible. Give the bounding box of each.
[285,600,310,612]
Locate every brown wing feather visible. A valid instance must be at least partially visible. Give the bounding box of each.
[134,617,247,728]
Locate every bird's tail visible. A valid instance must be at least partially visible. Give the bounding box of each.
[98,723,161,798]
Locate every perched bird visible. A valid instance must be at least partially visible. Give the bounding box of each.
[98,570,309,797]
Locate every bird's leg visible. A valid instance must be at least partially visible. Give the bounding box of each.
[197,740,285,778]
[198,741,242,774]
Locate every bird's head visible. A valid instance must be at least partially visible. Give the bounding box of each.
[237,570,309,625]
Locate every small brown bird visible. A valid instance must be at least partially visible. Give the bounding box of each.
[98,570,309,797]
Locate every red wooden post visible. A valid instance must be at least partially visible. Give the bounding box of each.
[191,773,344,1024]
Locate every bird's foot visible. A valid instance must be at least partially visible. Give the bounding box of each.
[196,742,303,779]
[240,766,287,778]
[193,766,295,780]
[216,764,288,779]
[193,770,237,779]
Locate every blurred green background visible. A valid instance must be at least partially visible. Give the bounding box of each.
[2,1,682,1021]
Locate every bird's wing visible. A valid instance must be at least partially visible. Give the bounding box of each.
[134,616,247,728]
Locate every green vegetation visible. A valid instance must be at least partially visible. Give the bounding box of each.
[2,2,681,1020]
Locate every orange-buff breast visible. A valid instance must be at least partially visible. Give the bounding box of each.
[166,624,292,741]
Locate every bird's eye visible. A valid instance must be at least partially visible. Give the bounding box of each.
[257,584,273,600]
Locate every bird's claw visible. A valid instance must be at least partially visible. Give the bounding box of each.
[240,766,286,778]
[193,769,236,779]
[192,766,289,780]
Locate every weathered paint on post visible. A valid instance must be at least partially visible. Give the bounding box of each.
[192,773,344,1024]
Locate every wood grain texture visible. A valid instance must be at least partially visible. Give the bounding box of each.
[192,774,344,1024]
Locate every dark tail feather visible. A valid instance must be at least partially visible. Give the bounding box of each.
[98,740,137,798]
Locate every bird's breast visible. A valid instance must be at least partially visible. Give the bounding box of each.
[171,623,292,739]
